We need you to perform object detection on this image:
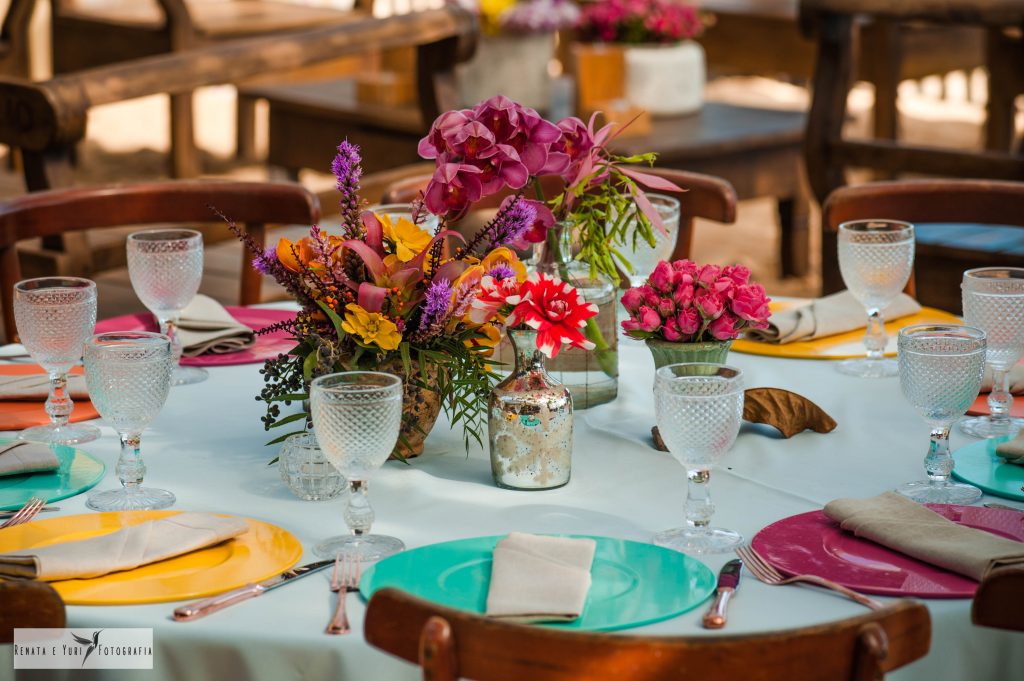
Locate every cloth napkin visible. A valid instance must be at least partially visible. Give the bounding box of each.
[745,291,921,344]
[0,442,59,477]
[823,492,1024,581]
[485,533,597,623]
[995,431,1024,465]
[980,363,1024,395]
[0,512,249,581]
[0,373,89,401]
[177,295,255,357]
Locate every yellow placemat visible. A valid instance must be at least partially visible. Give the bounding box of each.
[0,511,302,605]
[732,300,961,360]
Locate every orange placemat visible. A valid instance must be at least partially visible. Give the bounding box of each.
[0,365,100,431]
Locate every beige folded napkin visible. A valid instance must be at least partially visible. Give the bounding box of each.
[0,512,248,581]
[0,373,89,401]
[995,431,1024,465]
[0,442,59,477]
[980,363,1024,395]
[485,533,597,623]
[177,295,255,357]
[824,492,1024,581]
[746,291,921,344]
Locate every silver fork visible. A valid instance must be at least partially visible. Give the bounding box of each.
[326,553,361,635]
[0,497,46,529]
[736,545,884,610]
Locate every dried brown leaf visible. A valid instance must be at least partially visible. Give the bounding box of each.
[743,387,837,438]
[652,426,668,452]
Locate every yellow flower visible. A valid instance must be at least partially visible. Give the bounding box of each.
[340,303,402,351]
[464,323,503,358]
[480,247,527,282]
[379,213,432,262]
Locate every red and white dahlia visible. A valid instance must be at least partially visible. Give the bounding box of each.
[468,275,525,324]
[508,273,599,359]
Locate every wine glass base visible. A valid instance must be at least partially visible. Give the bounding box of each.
[958,415,1024,439]
[835,357,899,378]
[86,486,176,511]
[18,422,101,446]
[653,526,743,555]
[314,534,405,562]
[895,480,982,504]
[171,365,208,386]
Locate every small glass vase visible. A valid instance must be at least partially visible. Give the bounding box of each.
[533,221,618,408]
[488,328,574,490]
[646,339,733,370]
[278,431,346,501]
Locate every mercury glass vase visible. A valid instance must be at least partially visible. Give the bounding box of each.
[488,328,573,490]
[646,339,733,370]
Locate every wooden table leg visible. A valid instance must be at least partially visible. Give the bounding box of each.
[170,91,201,178]
[236,93,260,162]
[777,195,810,278]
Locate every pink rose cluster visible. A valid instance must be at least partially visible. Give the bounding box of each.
[418,96,595,240]
[579,0,704,45]
[621,260,771,342]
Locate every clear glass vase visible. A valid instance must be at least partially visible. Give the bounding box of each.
[488,328,574,490]
[533,222,618,408]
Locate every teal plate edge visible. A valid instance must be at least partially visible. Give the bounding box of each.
[952,437,1024,502]
[359,534,716,632]
[0,438,107,510]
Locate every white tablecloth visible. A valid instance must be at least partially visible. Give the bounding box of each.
[2,336,1023,680]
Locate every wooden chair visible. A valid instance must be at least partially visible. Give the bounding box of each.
[799,0,1024,293]
[0,581,66,642]
[0,180,320,343]
[380,167,738,265]
[364,588,932,681]
[0,0,34,81]
[822,178,1024,312]
[972,565,1024,632]
[49,0,368,178]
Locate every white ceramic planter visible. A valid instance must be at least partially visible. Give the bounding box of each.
[457,33,555,110]
[624,41,705,116]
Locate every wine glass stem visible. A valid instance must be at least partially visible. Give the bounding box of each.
[158,316,184,364]
[45,371,73,428]
[864,308,886,361]
[344,479,374,536]
[987,366,1012,428]
[924,426,953,485]
[116,432,147,491]
[685,468,714,533]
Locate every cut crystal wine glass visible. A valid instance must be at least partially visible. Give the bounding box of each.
[897,324,986,504]
[84,332,175,511]
[653,363,744,554]
[836,220,915,378]
[627,193,681,288]
[126,229,207,386]
[959,267,1024,439]
[13,277,100,445]
[311,371,404,561]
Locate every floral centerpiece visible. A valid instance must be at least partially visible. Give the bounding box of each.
[453,0,580,110]
[621,259,771,367]
[578,0,708,115]
[418,94,681,406]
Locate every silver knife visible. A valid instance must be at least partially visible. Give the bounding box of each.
[172,559,335,621]
[702,558,742,629]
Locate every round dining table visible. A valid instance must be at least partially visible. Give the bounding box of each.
[2,313,1022,681]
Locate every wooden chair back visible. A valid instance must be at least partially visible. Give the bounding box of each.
[380,167,738,264]
[365,588,931,681]
[972,564,1024,632]
[0,0,35,79]
[822,178,1024,309]
[0,180,320,343]
[0,581,65,642]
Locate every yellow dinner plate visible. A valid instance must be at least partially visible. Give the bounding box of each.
[731,300,962,360]
[0,510,303,605]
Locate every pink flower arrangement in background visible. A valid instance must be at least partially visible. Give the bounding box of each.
[621,260,771,342]
[579,0,704,44]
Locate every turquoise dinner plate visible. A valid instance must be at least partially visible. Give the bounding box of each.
[359,535,716,631]
[0,439,106,510]
[952,437,1024,502]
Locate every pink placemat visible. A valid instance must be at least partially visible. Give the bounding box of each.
[751,504,1024,598]
[95,307,296,366]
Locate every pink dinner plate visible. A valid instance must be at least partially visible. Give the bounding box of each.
[95,307,296,366]
[751,504,1024,598]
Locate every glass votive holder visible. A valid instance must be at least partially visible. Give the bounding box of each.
[279,432,345,501]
